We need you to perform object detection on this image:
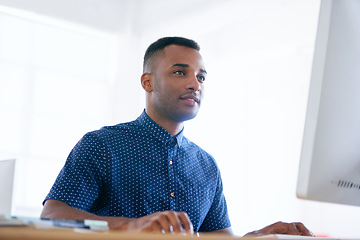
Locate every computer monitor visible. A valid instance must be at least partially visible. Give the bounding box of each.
[296,0,360,207]
[0,159,16,215]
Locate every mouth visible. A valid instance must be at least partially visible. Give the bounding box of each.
[179,94,200,104]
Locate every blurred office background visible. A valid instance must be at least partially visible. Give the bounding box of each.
[1,0,360,237]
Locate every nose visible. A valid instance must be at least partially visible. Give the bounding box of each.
[186,74,201,92]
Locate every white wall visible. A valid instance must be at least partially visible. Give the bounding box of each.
[1,0,360,238]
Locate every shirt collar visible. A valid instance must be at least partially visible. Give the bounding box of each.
[137,110,184,147]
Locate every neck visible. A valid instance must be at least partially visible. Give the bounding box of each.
[145,109,184,136]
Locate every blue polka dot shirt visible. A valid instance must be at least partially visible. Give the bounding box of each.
[44,111,231,232]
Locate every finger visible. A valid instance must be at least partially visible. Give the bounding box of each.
[142,221,163,233]
[267,222,299,235]
[156,214,172,233]
[165,211,183,233]
[294,222,315,236]
[287,223,301,235]
[177,212,194,234]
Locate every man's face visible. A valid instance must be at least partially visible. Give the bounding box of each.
[147,44,207,123]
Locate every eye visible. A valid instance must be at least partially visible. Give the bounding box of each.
[173,70,185,75]
[197,75,206,82]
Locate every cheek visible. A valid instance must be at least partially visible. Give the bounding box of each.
[200,85,205,98]
[158,82,178,97]
[154,84,176,103]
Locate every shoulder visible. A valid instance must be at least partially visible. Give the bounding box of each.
[68,120,143,164]
[81,119,143,142]
[182,137,214,158]
[69,120,143,158]
[182,137,220,171]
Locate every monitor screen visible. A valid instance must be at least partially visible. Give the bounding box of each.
[296,0,360,207]
[0,159,16,215]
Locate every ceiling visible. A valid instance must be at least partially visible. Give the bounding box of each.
[0,0,217,34]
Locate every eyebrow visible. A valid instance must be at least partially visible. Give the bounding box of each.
[171,63,207,74]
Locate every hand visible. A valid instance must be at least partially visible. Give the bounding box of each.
[244,221,315,237]
[125,211,194,234]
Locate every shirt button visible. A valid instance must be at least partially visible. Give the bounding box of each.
[170,192,175,197]
[169,160,173,165]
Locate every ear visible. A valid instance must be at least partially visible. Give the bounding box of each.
[141,73,153,92]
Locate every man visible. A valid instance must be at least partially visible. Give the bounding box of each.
[41,37,313,237]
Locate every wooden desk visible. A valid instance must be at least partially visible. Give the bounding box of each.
[2,226,336,240]
[0,226,249,240]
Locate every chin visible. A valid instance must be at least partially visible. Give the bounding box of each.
[175,111,199,122]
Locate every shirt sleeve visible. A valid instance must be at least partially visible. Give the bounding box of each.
[198,170,231,232]
[43,132,107,213]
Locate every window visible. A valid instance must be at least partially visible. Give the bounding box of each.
[0,12,118,216]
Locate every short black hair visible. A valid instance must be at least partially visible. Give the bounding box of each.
[143,36,200,72]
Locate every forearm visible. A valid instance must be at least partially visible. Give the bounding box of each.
[41,200,194,233]
[41,199,129,230]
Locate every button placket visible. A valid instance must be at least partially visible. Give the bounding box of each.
[167,139,178,210]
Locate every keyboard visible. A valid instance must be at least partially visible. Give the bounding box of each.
[255,234,342,240]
